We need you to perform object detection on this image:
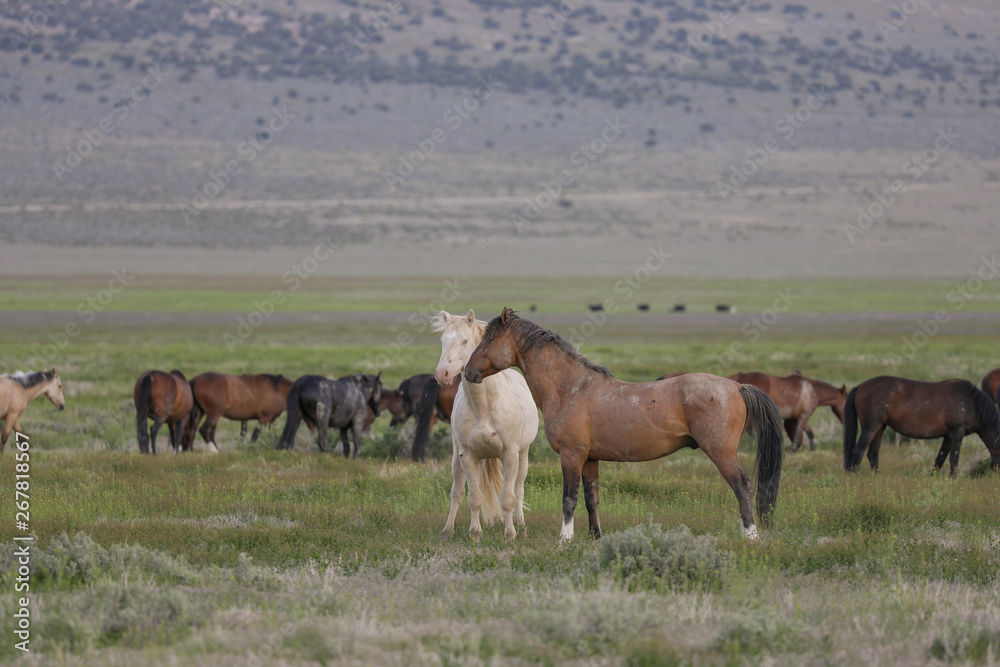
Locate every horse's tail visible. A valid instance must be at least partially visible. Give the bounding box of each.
[412,380,439,462]
[135,374,152,454]
[184,379,204,449]
[478,457,505,526]
[843,387,859,470]
[739,384,783,528]
[278,381,303,450]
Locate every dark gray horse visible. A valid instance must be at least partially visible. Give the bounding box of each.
[277,373,382,457]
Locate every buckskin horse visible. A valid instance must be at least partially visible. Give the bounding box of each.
[1,369,65,452]
[277,373,382,456]
[843,375,1000,475]
[134,369,193,454]
[433,309,539,541]
[186,372,294,451]
[464,308,783,541]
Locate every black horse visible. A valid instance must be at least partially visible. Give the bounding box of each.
[844,375,1000,475]
[277,373,382,457]
[396,372,460,462]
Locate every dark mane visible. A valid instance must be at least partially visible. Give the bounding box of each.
[2,370,53,388]
[484,311,611,377]
[966,381,1000,447]
[264,374,285,387]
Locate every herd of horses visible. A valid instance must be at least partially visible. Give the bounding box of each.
[2,309,999,542]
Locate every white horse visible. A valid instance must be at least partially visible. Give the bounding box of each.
[433,310,539,541]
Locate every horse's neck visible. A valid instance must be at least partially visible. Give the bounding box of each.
[24,380,51,403]
[518,346,601,412]
[813,383,836,404]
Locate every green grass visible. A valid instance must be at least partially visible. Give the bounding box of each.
[1,277,1000,665]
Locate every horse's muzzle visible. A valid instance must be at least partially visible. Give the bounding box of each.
[56,403,65,411]
[464,369,483,384]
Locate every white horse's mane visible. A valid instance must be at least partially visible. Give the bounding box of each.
[430,311,487,338]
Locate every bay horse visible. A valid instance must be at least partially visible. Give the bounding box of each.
[433,310,539,541]
[0,369,65,452]
[134,369,193,454]
[464,308,784,541]
[397,372,460,462]
[277,373,382,456]
[983,368,1000,407]
[843,375,1000,475]
[728,372,817,451]
[186,373,294,452]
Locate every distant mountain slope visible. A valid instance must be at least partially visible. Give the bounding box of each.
[1,0,998,115]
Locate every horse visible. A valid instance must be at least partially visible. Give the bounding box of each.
[379,388,408,427]
[795,372,847,450]
[464,308,784,541]
[186,372,294,452]
[727,372,818,451]
[134,369,193,454]
[277,373,382,456]
[397,372,461,461]
[843,375,1000,475]
[433,310,539,541]
[1,369,65,452]
[983,368,1000,407]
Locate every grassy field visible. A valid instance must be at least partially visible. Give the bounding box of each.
[1,277,1000,665]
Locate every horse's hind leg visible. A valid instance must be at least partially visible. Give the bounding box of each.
[703,444,756,538]
[849,426,880,472]
[514,447,529,528]
[149,417,166,455]
[314,400,331,453]
[500,445,521,540]
[442,435,466,537]
[463,452,485,543]
[240,421,248,439]
[250,425,262,443]
[866,426,886,472]
[582,459,601,539]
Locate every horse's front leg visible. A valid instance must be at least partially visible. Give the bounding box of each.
[582,459,601,539]
[559,448,586,541]
[463,452,485,543]
[514,446,529,529]
[0,418,12,452]
[442,433,465,538]
[500,445,521,540]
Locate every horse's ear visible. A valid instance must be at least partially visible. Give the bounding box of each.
[500,307,513,324]
[840,385,847,394]
[466,309,475,324]
[376,372,382,381]
[430,311,449,332]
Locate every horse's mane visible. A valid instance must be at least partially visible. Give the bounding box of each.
[431,311,487,340]
[263,374,285,387]
[1,370,53,388]
[484,311,611,377]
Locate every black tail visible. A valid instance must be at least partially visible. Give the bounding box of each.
[739,384,783,528]
[983,375,993,401]
[412,380,439,462]
[278,381,303,450]
[843,387,859,470]
[135,374,152,454]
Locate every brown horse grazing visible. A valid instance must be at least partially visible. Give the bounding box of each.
[464,308,784,541]
[186,373,294,452]
[398,372,460,462]
[843,376,1000,475]
[983,368,1000,407]
[796,373,848,450]
[1,370,65,452]
[134,370,193,454]
[728,372,818,452]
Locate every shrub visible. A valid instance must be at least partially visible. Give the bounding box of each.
[578,524,733,592]
[714,607,805,656]
[929,620,1000,663]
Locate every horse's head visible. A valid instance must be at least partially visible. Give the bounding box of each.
[354,372,383,417]
[45,368,66,411]
[830,385,848,424]
[432,309,486,386]
[464,307,518,384]
[380,388,409,427]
